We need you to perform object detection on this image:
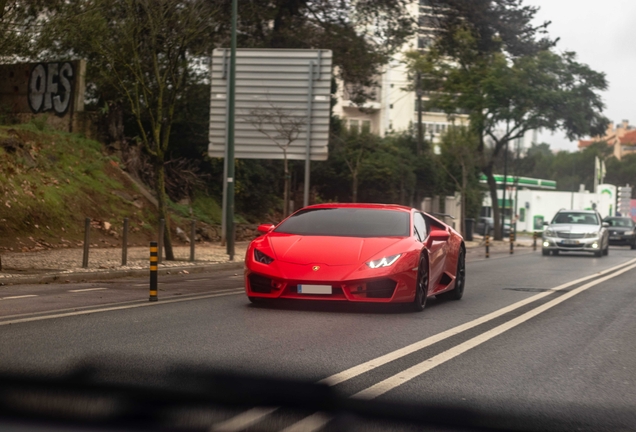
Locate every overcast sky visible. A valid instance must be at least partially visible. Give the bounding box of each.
[527,0,636,151]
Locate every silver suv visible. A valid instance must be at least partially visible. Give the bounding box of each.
[542,210,609,257]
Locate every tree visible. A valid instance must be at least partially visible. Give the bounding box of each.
[0,0,40,58]
[244,102,306,217]
[236,0,415,104]
[439,126,480,237]
[42,0,221,259]
[330,125,380,203]
[406,2,609,239]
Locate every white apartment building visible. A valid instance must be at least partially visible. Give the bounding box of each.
[333,1,541,155]
[332,1,467,142]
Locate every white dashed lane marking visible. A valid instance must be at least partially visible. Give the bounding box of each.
[68,288,108,293]
[0,295,38,300]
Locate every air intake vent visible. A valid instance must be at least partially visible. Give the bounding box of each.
[248,274,272,293]
[366,279,397,299]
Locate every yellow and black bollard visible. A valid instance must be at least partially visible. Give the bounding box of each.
[149,241,158,302]
[510,231,515,255]
[485,234,490,258]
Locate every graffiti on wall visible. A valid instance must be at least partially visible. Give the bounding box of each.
[28,62,74,116]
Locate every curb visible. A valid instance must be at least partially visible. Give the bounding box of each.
[0,261,245,286]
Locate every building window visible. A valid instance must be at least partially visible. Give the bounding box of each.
[349,119,360,133]
[418,37,432,49]
[419,14,436,28]
[362,120,371,133]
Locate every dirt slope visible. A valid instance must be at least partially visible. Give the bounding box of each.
[0,124,161,252]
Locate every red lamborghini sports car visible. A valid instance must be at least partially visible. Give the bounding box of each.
[244,203,466,311]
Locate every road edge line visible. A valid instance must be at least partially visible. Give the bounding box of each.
[0,290,244,326]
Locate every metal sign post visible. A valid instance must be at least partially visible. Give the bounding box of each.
[303,61,315,208]
[225,0,237,261]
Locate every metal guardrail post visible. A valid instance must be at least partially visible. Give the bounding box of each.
[149,242,158,302]
[157,218,165,265]
[122,218,129,266]
[190,219,196,262]
[485,234,490,258]
[82,217,90,268]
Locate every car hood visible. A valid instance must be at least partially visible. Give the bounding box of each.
[608,226,634,233]
[549,224,599,234]
[266,234,403,266]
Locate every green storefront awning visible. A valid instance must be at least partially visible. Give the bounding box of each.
[479,174,556,190]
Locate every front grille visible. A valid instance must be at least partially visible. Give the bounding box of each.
[559,243,584,248]
[557,232,585,239]
[248,274,272,293]
[366,279,397,299]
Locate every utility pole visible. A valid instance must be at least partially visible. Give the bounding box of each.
[225,0,237,261]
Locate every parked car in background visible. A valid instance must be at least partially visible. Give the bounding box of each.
[475,217,511,237]
[542,210,609,257]
[603,216,636,249]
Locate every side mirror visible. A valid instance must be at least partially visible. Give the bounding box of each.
[602,222,609,228]
[543,221,549,226]
[257,223,275,234]
[428,229,450,242]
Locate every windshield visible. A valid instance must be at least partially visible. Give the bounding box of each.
[552,212,599,225]
[604,218,634,227]
[274,208,410,237]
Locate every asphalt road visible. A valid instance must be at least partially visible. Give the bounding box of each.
[1,246,635,431]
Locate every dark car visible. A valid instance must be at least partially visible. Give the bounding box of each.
[475,216,511,237]
[604,217,636,249]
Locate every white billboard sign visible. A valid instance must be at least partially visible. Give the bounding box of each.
[208,48,332,161]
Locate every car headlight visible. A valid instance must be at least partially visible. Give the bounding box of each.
[544,229,556,237]
[366,254,401,269]
[584,232,599,238]
[254,249,274,264]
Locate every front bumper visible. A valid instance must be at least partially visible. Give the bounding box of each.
[542,236,601,253]
[608,233,635,245]
[244,270,417,303]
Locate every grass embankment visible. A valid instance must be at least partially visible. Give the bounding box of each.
[0,123,222,252]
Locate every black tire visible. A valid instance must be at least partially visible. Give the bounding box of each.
[631,241,636,250]
[594,249,602,258]
[603,245,609,256]
[248,296,264,304]
[413,256,429,312]
[542,249,550,256]
[438,248,466,301]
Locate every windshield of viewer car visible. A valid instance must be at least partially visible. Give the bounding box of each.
[275,208,410,237]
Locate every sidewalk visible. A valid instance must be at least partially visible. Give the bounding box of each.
[0,235,538,286]
[465,233,537,260]
[0,243,248,285]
